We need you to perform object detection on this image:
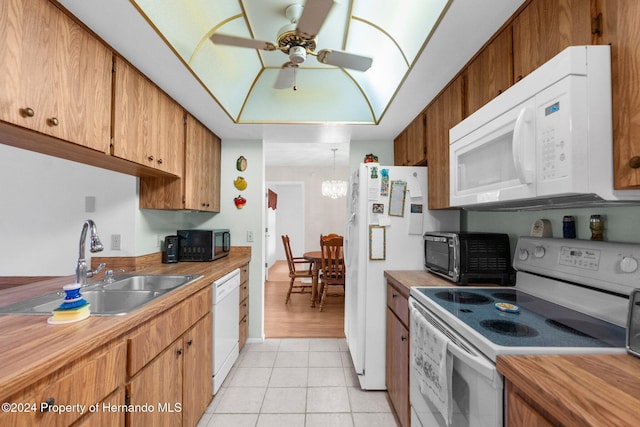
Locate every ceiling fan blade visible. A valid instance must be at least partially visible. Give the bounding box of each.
[296,0,335,38]
[316,49,373,71]
[274,64,298,90]
[210,33,277,51]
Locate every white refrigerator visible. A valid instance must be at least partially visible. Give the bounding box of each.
[345,163,459,390]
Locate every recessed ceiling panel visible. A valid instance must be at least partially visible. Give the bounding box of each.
[130,0,451,125]
[352,0,450,64]
[241,68,374,123]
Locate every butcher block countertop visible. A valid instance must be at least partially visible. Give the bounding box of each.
[498,353,640,426]
[384,270,501,297]
[0,247,251,402]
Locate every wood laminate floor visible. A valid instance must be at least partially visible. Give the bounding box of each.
[265,261,345,338]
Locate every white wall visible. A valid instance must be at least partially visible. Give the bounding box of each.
[0,144,137,276]
[0,141,266,341]
[349,140,395,172]
[266,166,349,254]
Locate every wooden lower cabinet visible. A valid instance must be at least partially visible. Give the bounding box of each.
[386,284,410,427]
[127,288,212,427]
[505,381,554,427]
[239,263,249,351]
[0,340,126,427]
[183,313,213,427]
[127,339,183,427]
[73,388,126,427]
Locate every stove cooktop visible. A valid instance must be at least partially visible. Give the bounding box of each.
[412,287,626,350]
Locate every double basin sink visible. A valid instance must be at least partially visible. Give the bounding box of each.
[0,274,202,317]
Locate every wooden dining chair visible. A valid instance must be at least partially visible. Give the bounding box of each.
[318,234,345,312]
[282,235,313,304]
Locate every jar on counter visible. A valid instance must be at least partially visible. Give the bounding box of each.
[589,215,604,241]
[562,216,576,238]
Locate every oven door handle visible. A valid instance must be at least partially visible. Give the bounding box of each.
[409,299,497,383]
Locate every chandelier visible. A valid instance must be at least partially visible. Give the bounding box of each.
[322,149,348,199]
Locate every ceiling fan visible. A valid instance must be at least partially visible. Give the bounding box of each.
[210,0,373,90]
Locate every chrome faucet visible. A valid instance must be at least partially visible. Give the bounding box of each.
[75,219,105,286]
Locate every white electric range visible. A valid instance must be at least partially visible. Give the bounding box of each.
[409,236,639,427]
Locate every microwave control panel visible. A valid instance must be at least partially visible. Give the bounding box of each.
[537,88,571,182]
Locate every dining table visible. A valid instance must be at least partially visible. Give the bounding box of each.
[303,251,322,307]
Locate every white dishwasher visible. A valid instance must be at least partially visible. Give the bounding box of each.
[212,268,240,394]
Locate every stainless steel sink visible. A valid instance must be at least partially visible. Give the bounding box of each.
[0,274,202,316]
[101,274,200,291]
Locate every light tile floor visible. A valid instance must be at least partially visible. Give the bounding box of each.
[197,338,401,427]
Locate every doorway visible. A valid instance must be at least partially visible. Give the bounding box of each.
[264,181,345,338]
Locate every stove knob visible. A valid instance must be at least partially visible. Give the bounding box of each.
[534,246,546,258]
[518,249,529,261]
[620,256,639,273]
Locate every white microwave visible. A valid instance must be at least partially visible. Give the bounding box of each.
[449,45,640,210]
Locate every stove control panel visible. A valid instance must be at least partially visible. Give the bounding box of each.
[558,246,601,270]
[514,237,640,296]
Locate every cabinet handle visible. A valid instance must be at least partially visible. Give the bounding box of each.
[177,348,183,355]
[148,155,154,161]
[630,156,640,169]
[21,107,35,117]
[41,397,55,412]
[48,117,59,126]
[401,336,407,342]
[187,339,193,347]
[157,158,163,165]
[392,293,397,299]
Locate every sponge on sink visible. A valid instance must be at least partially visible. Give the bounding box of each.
[47,283,91,324]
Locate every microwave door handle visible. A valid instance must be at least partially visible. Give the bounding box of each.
[512,107,534,184]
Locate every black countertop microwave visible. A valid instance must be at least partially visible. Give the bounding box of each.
[177,229,230,262]
[423,232,513,285]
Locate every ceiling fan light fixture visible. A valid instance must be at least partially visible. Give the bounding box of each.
[289,46,307,64]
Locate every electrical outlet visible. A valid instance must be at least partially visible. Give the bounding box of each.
[111,234,122,251]
[247,230,254,242]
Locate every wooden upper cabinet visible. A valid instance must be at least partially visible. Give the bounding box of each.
[184,114,221,212]
[394,113,426,166]
[465,27,514,115]
[112,57,184,177]
[425,76,464,210]
[394,129,410,166]
[0,0,111,152]
[598,0,640,189]
[512,0,593,81]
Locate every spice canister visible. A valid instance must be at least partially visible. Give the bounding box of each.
[589,215,604,241]
[562,216,576,238]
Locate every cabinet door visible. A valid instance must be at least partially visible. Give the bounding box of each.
[513,0,592,81]
[386,307,410,427]
[184,114,221,212]
[598,0,640,188]
[465,27,514,115]
[425,76,464,209]
[0,0,111,152]
[183,314,213,427]
[407,113,427,165]
[394,113,427,166]
[112,57,184,176]
[394,130,410,166]
[506,383,554,427]
[127,339,183,427]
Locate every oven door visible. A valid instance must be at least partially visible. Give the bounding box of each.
[409,298,503,427]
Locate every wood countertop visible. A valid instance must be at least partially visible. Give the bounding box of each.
[498,353,640,426]
[0,248,251,401]
[384,270,503,298]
